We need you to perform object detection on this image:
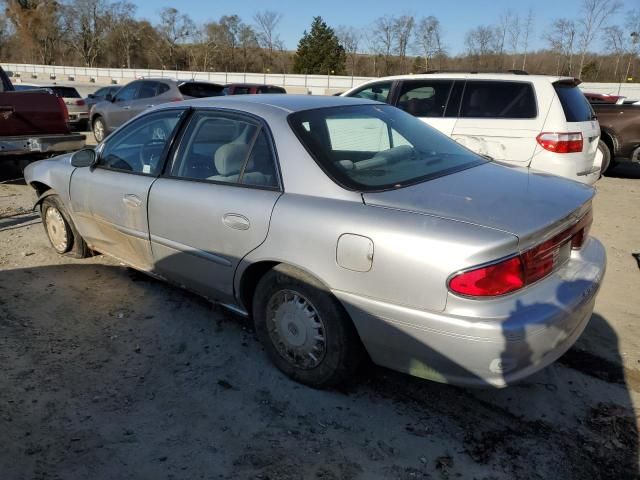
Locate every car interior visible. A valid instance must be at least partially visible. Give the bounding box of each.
[170,115,278,187]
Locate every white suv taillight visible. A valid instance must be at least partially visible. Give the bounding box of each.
[536,132,583,154]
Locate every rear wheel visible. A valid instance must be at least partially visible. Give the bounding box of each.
[253,264,365,388]
[93,116,106,143]
[598,140,612,175]
[41,195,89,258]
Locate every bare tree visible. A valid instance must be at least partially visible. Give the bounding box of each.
[253,10,283,70]
[156,7,194,69]
[496,11,513,68]
[106,1,137,68]
[414,16,443,71]
[623,9,640,81]
[465,25,497,68]
[506,12,521,69]
[64,0,112,67]
[5,0,66,64]
[370,16,395,75]
[576,0,622,77]
[546,19,577,75]
[521,8,534,70]
[336,26,360,76]
[604,25,627,80]
[238,24,258,73]
[393,15,414,73]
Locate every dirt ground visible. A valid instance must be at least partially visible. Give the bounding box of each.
[1,161,639,480]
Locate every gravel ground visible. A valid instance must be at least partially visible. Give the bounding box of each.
[1,162,639,480]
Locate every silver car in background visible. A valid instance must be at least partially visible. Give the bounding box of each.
[24,95,606,389]
[90,78,224,142]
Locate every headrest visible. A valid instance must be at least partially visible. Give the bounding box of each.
[214,144,249,176]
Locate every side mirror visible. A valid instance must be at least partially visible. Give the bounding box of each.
[71,148,97,168]
[106,93,114,102]
[88,93,95,99]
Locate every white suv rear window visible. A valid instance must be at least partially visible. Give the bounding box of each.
[554,84,595,122]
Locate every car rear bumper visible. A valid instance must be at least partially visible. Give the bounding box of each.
[530,150,601,185]
[334,237,606,387]
[0,134,86,156]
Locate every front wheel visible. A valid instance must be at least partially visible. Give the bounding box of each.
[93,116,106,143]
[41,195,90,258]
[253,265,365,388]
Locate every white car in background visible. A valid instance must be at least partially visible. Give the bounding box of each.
[343,72,602,184]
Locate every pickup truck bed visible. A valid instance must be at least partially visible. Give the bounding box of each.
[592,103,640,164]
[0,67,85,158]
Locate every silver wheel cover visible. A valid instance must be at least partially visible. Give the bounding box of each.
[45,206,69,253]
[266,289,327,369]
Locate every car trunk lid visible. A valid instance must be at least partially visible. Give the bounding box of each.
[362,162,594,251]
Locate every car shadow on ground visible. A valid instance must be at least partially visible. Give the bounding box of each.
[606,161,640,179]
[0,262,637,479]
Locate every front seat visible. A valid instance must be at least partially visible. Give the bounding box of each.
[207,143,250,182]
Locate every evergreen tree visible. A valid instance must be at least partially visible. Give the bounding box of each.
[293,17,346,75]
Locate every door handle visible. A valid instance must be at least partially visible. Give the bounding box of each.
[146,104,154,108]
[222,213,250,230]
[123,194,142,207]
[123,106,131,110]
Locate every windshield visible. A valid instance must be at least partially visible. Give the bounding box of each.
[288,104,485,191]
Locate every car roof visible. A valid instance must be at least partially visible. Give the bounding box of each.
[225,83,283,88]
[171,94,381,114]
[353,73,576,84]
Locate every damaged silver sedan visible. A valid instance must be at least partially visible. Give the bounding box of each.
[24,95,606,388]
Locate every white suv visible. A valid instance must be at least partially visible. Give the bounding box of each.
[342,73,601,184]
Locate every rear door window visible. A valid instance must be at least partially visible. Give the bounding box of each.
[396,80,453,117]
[115,82,139,102]
[257,86,286,94]
[348,82,392,103]
[137,81,159,99]
[460,81,537,119]
[49,87,81,98]
[554,83,595,122]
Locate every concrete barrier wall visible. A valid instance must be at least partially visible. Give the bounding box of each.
[3,62,640,99]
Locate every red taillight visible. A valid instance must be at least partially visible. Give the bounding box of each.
[75,99,85,106]
[536,132,583,153]
[56,96,69,122]
[449,210,593,297]
[449,257,525,297]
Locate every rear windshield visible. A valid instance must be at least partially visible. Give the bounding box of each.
[258,86,286,94]
[49,87,81,98]
[554,84,594,122]
[288,104,485,192]
[179,82,224,98]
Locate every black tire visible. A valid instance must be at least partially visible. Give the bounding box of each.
[598,139,612,176]
[253,264,365,388]
[92,116,106,143]
[40,195,90,258]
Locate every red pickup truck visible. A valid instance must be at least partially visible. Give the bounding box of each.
[0,66,85,159]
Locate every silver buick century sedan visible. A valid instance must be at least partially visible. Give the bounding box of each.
[24,95,606,388]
